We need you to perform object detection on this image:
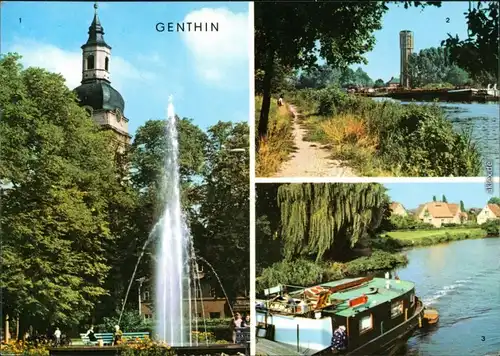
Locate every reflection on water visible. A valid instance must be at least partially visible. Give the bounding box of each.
[372,98,500,174]
[392,238,500,356]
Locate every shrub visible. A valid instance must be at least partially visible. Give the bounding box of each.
[481,219,500,236]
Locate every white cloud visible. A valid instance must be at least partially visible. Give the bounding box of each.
[8,39,154,92]
[181,7,248,88]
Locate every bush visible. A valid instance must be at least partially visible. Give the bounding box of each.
[96,310,153,334]
[481,219,500,236]
[389,215,435,230]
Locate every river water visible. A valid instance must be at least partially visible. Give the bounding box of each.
[392,238,500,356]
[374,98,500,175]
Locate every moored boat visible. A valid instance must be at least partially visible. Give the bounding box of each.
[256,275,436,355]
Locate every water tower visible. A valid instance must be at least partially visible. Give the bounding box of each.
[399,30,414,88]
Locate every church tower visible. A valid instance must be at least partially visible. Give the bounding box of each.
[74,3,131,152]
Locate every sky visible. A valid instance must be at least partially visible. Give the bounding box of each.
[1,1,249,135]
[350,2,470,82]
[385,182,499,210]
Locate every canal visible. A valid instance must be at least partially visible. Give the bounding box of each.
[393,237,500,356]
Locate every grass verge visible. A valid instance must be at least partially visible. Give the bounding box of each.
[373,228,487,251]
[255,96,295,177]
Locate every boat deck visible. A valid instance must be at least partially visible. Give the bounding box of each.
[256,338,314,356]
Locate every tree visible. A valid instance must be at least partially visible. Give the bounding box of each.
[276,183,389,261]
[374,78,385,88]
[194,121,249,300]
[255,183,283,273]
[442,195,447,203]
[442,1,498,84]
[433,195,437,202]
[407,47,469,87]
[0,53,124,330]
[460,200,465,212]
[488,197,500,205]
[255,1,441,140]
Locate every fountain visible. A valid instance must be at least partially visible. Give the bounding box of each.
[155,96,191,346]
[114,97,244,353]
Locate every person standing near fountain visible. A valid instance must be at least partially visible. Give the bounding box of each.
[230,313,243,343]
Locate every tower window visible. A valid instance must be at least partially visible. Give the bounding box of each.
[105,57,109,71]
[87,55,95,70]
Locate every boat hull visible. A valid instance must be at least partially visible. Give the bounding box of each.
[313,300,425,356]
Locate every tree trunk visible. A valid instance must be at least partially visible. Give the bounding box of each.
[257,48,275,144]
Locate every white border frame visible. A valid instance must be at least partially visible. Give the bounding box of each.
[248,2,256,355]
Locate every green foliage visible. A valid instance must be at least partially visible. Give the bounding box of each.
[387,215,434,231]
[481,219,500,236]
[277,183,389,261]
[374,79,385,88]
[442,1,498,84]
[407,47,470,87]
[0,53,125,330]
[95,310,153,333]
[344,251,408,276]
[488,197,500,205]
[256,251,408,292]
[442,195,447,203]
[255,184,283,273]
[295,65,374,89]
[193,121,250,300]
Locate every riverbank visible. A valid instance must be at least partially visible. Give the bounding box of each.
[257,227,490,293]
[374,227,487,250]
[289,88,482,177]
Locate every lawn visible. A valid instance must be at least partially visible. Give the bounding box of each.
[387,228,485,240]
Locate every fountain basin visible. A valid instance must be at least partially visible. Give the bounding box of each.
[48,344,247,356]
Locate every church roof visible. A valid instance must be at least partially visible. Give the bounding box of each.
[74,80,125,113]
[82,3,111,49]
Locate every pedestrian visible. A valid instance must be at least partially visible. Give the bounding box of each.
[230,313,243,343]
[53,327,61,347]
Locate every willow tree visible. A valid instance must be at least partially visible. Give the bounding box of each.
[277,183,388,261]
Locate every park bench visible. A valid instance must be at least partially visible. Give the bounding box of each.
[80,331,150,346]
[80,333,113,346]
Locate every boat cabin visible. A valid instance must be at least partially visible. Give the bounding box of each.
[256,276,421,353]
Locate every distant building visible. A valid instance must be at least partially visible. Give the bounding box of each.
[476,204,500,225]
[389,202,408,217]
[386,77,400,90]
[399,30,414,88]
[415,201,463,228]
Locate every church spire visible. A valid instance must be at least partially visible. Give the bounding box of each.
[82,1,111,49]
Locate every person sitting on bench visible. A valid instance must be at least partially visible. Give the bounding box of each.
[85,326,97,344]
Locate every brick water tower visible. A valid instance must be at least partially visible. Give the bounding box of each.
[399,30,414,88]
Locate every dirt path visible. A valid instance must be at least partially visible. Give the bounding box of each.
[274,105,356,178]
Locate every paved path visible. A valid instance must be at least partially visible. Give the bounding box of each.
[274,105,356,178]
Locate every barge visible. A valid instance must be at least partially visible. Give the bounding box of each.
[256,275,437,355]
